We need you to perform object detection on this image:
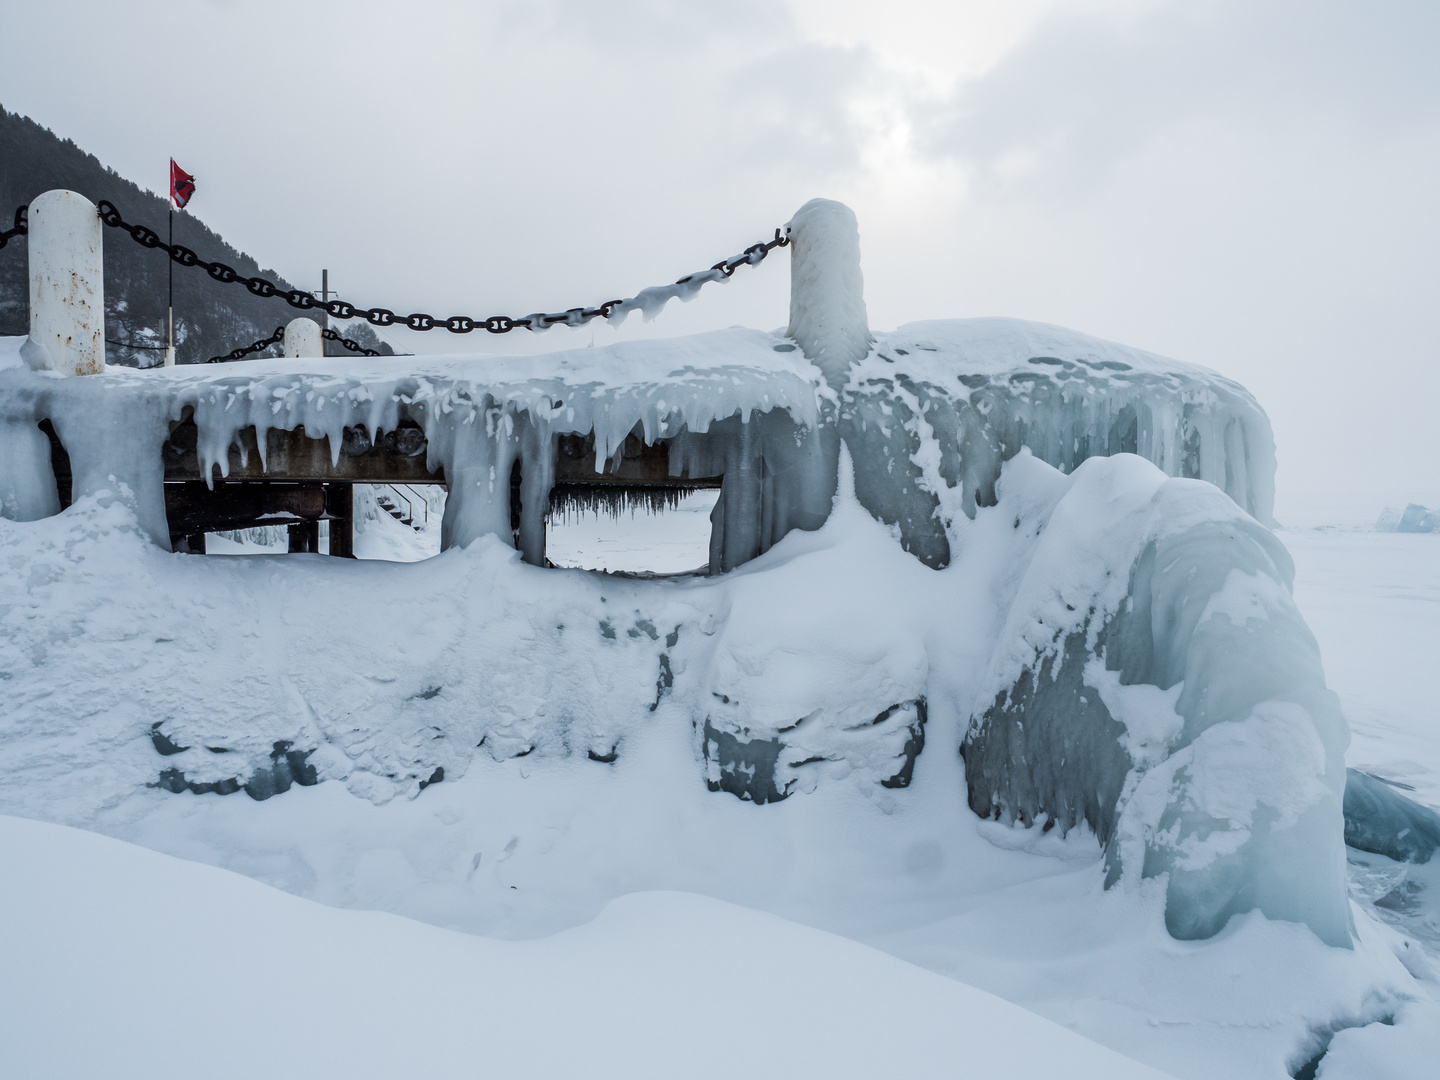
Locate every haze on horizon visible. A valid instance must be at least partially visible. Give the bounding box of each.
[2,0,1435,524]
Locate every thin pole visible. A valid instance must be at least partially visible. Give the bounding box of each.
[167,206,174,363]
[322,268,329,354]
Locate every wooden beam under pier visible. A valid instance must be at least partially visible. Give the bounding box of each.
[162,421,440,485]
[42,420,723,554]
[164,481,329,535]
[155,422,719,487]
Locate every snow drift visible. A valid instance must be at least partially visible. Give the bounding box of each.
[0,814,1182,1080]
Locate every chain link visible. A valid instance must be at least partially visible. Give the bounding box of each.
[204,325,381,364]
[5,199,791,340]
[206,326,286,364]
[321,327,381,357]
[90,200,787,336]
[0,205,26,250]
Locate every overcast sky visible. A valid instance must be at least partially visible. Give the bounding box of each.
[2,0,1436,523]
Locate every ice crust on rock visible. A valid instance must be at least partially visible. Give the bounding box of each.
[964,451,1352,946]
[1376,503,1439,533]
[1,483,1433,1079]
[1343,769,1440,864]
[0,467,938,814]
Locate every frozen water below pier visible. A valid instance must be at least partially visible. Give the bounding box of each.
[1282,528,1440,810]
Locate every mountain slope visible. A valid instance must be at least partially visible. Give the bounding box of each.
[0,106,392,365]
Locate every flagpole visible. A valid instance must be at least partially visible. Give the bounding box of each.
[163,157,176,368]
[166,204,174,366]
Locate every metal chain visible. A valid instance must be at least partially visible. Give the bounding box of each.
[0,205,26,250]
[204,325,380,364]
[5,198,790,339]
[0,202,379,364]
[321,327,380,357]
[206,326,285,364]
[91,200,788,335]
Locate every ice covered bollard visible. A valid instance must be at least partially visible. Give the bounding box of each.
[964,452,1353,947]
[786,199,872,389]
[27,190,105,376]
[283,318,323,358]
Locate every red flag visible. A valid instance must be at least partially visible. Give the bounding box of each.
[170,158,196,209]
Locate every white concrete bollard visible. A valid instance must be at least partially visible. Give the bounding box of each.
[283,317,324,358]
[27,190,105,375]
[785,198,873,389]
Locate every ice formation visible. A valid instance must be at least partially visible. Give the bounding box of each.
[1344,769,1440,864]
[963,451,1351,945]
[1376,503,1439,533]
[0,195,1364,955]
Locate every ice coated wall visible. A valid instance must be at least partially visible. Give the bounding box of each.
[778,201,1276,570]
[963,452,1352,947]
[0,330,825,552]
[836,320,1278,569]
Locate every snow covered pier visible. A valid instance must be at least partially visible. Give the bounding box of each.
[2,193,1277,573]
[4,190,1380,964]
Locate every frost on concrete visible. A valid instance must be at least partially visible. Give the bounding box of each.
[963,451,1352,946]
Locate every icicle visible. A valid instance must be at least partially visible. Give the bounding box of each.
[548,483,711,521]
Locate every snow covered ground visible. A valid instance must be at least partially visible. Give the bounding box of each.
[3,193,1430,1076]
[0,814,1176,1080]
[1,492,1437,1078]
[1282,528,1440,810]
